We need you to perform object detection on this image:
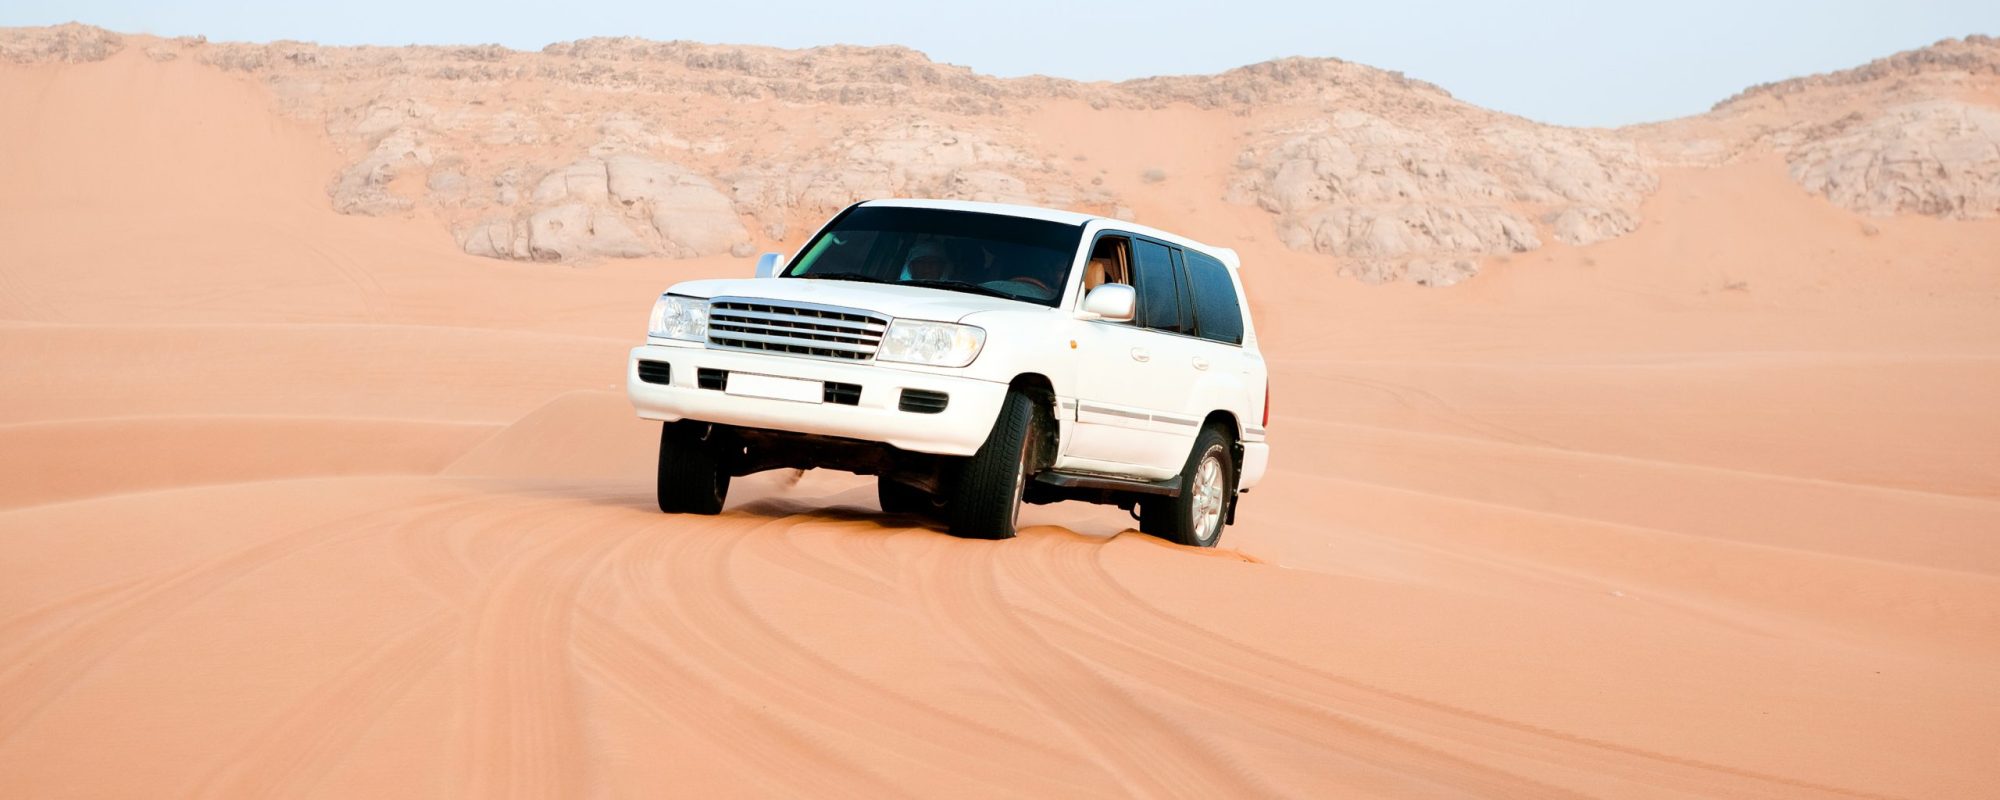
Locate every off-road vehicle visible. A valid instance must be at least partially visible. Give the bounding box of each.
[627,199,1270,545]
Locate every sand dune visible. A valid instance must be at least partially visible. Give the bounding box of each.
[0,415,496,509]
[2,31,1998,799]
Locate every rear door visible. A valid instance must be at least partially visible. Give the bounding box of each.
[1176,248,1255,438]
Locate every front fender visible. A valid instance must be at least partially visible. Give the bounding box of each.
[952,309,1084,401]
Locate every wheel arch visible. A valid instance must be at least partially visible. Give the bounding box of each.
[1009,373,1060,471]
[1201,409,1241,441]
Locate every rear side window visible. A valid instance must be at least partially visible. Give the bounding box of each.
[1131,240,1186,334]
[1169,249,1198,333]
[1183,250,1244,345]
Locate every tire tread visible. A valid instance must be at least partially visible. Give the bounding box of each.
[946,391,1036,539]
[657,422,729,515]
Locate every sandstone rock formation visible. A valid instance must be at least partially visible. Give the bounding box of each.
[459,155,749,261]
[1661,35,2000,220]
[2,24,1995,283]
[1226,111,1653,284]
[1716,35,2000,109]
[0,23,122,64]
[725,117,1098,239]
[1786,101,2000,218]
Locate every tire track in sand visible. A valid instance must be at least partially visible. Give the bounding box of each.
[186,615,460,798]
[1004,533,1584,797]
[1015,533,1889,799]
[390,490,564,605]
[0,490,476,741]
[451,500,640,799]
[594,513,916,797]
[733,520,906,604]
[904,534,1273,798]
[0,574,158,660]
[574,611,910,799]
[615,514,1106,795]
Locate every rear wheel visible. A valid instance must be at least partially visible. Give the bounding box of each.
[657,421,729,514]
[1139,427,1233,547]
[945,390,1038,540]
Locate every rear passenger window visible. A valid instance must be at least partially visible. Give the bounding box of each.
[1171,249,1197,334]
[1131,240,1186,334]
[1183,251,1244,345]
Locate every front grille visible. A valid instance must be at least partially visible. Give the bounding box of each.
[707,297,889,361]
[899,389,949,414]
[696,368,728,390]
[824,382,862,406]
[636,360,672,385]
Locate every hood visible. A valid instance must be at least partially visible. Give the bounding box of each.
[665,277,1041,323]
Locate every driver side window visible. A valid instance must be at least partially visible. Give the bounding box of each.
[1082,236,1131,294]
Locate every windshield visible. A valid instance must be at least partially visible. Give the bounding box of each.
[782,206,1083,306]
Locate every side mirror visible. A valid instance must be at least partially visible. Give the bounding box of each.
[754,252,784,279]
[1079,283,1136,322]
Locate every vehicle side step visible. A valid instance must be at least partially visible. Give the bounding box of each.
[1034,470,1180,497]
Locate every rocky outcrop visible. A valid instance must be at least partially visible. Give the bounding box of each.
[1785,102,2000,219]
[4,24,1997,282]
[0,23,122,63]
[1668,36,2000,220]
[1715,36,2000,111]
[725,117,1099,239]
[1226,111,1654,284]
[461,155,749,261]
[330,128,433,215]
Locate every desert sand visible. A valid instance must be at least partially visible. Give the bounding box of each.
[2,25,1998,798]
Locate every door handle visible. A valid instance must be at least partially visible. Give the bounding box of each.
[1130,347,1151,363]
[1192,356,1209,371]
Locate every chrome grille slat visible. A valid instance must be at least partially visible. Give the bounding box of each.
[709,307,887,333]
[709,319,879,344]
[707,297,888,361]
[708,329,877,354]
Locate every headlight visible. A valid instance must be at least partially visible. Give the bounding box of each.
[648,295,709,342]
[877,320,986,367]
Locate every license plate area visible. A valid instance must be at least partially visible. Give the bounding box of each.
[724,372,823,404]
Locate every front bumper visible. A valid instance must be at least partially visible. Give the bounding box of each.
[626,343,1009,457]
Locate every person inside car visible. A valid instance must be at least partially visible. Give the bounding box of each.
[1083,237,1129,292]
[901,241,954,282]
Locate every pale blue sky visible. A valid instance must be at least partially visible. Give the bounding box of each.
[6,0,1994,127]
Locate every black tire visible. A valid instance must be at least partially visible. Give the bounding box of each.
[1139,427,1234,547]
[877,477,931,515]
[657,421,729,515]
[945,390,1038,540]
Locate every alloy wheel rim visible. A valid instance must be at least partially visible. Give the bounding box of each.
[1191,454,1224,541]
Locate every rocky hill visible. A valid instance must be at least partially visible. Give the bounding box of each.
[1654,34,2000,220]
[4,23,1996,284]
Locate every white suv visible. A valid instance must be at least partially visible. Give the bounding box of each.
[626,199,1270,545]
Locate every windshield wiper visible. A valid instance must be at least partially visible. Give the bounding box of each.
[900,278,1019,300]
[800,273,885,284]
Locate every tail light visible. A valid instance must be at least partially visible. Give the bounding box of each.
[1262,379,1271,429]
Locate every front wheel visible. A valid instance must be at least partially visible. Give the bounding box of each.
[657,421,729,514]
[945,390,1038,540]
[1140,427,1234,547]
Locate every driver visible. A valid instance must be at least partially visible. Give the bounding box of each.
[1014,258,1062,296]
[901,241,953,282]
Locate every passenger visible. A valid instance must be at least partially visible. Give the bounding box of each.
[901,241,953,281]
